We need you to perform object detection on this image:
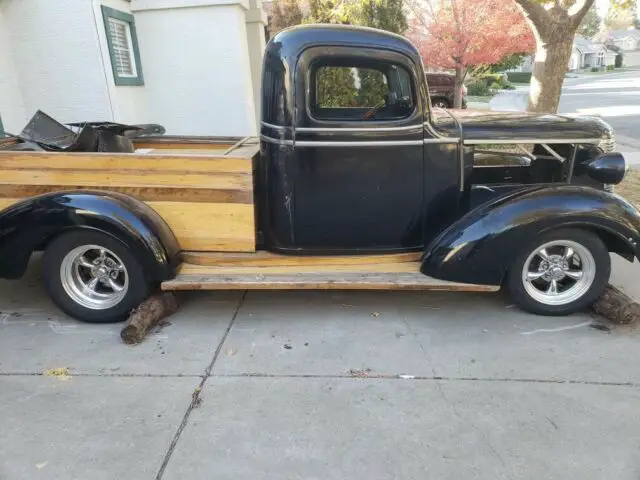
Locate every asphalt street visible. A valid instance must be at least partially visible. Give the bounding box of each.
[490,69,640,162]
[560,69,640,152]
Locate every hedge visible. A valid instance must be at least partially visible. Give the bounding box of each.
[507,72,532,83]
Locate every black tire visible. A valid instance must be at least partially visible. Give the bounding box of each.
[506,228,610,316]
[42,230,151,323]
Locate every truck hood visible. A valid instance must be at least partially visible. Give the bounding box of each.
[431,109,614,144]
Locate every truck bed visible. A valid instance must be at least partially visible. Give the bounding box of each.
[0,136,259,252]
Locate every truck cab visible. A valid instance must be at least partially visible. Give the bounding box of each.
[0,24,637,323]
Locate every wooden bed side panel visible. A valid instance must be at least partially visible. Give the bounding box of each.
[0,149,258,252]
[149,202,256,251]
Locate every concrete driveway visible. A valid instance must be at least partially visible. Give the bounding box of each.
[1,258,640,479]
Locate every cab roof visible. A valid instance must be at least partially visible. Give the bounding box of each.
[267,24,423,65]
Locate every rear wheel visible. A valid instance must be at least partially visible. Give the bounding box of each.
[506,229,610,316]
[43,231,151,323]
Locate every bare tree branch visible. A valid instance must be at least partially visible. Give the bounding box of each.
[514,0,551,26]
[569,0,596,28]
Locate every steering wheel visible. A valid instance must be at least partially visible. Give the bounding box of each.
[362,100,387,120]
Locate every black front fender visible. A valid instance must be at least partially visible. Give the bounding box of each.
[0,191,181,280]
[421,185,640,285]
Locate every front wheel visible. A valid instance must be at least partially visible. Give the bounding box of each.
[42,231,152,323]
[506,229,610,316]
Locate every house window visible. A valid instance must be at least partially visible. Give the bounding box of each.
[101,6,144,86]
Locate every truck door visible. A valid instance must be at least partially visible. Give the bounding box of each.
[290,47,425,252]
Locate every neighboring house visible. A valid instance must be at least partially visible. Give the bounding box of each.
[0,0,267,136]
[571,36,616,70]
[597,28,640,67]
[510,36,615,73]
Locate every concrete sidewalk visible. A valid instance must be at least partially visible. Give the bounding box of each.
[1,260,640,479]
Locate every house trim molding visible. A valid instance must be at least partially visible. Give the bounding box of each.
[131,0,250,12]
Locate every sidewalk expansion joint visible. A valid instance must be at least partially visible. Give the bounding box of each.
[154,290,247,480]
[0,372,202,378]
[213,372,640,388]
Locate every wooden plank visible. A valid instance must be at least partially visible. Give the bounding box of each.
[0,198,18,211]
[182,251,422,267]
[134,142,234,150]
[0,199,256,251]
[177,262,420,275]
[0,152,254,173]
[0,169,251,190]
[161,271,500,292]
[136,148,231,155]
[132,135,248,149]
[0,185,253,204]
[149,202,255,252]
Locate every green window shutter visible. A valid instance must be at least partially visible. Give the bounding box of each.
[101,5,144,86]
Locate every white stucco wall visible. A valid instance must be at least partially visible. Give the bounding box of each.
[0,0,263,136]
[0,7,27,133]
[132,1,258,136]
[1,0,112,125]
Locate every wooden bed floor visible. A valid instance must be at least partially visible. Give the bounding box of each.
[161,252,500,292]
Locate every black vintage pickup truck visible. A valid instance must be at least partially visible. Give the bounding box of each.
[0,24,636,322]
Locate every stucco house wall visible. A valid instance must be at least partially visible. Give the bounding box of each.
[0,0,266,136]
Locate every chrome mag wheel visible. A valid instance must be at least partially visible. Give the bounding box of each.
[60,245,129,310]
[521,239,596,306]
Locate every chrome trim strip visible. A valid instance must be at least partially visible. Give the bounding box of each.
[295,140,423,147]
[424,138,459,144]
[463,138,601,145]
[295,125,423,133]
[261,135,458,147]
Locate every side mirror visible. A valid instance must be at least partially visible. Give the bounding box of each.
[585,152,626,185]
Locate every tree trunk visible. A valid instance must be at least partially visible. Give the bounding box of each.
[453,65,466,109]
[527,34,574,113]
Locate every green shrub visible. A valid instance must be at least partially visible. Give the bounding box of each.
[606,64,615,71]
[503,83,516,90]
[478,73,511,88]
[506,72,532,83]
[591,66,599,72]
[489,82,502,90]
[467,80,491,96]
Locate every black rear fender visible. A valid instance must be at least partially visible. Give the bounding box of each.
[421,185,640,285]
[0,191,180,280]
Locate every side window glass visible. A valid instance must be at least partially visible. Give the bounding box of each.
[312,62,415,122]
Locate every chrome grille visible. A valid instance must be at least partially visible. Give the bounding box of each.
[598,134,616,153]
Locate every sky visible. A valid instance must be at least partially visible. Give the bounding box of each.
[595,0,609,17]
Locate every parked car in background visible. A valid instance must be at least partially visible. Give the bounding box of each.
[425,72,467,109]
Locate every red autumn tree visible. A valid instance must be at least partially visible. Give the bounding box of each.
[407,0,535,108]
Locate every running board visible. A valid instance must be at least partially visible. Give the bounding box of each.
[161,263,500,292]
